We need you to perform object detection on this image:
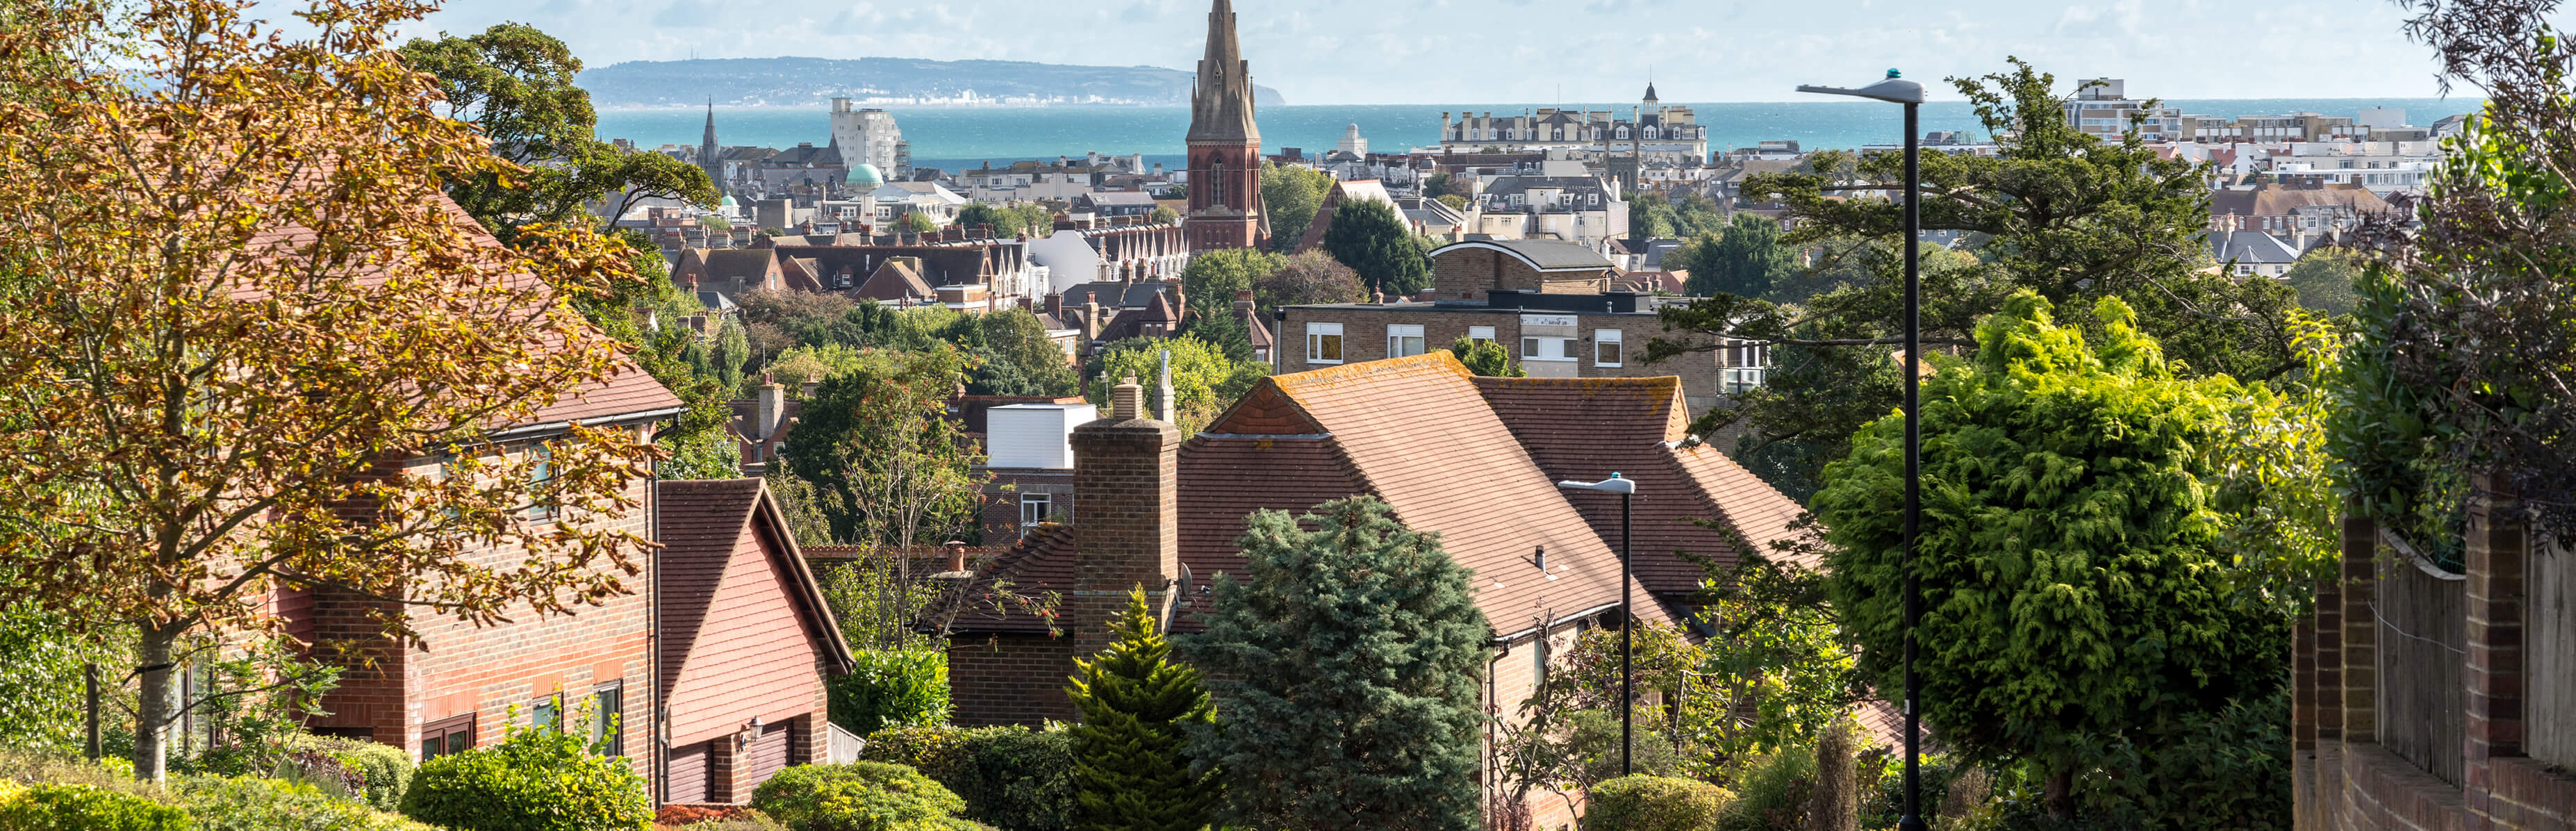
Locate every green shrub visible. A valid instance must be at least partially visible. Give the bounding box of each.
[829,650,952,737]
[0,782,190,831]
[397,726,650,831]
[861,725,1072,830]
[1584,775,1731,831]
[1717,748,1815,831]
[283,734,413,812]
[749,762,977,831]
[174,776,432,831]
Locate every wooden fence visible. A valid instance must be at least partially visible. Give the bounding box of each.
[2532,534,2576,770]
[2376,531,2466,786]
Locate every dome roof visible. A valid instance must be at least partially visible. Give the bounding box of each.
[718,194,738,207]
[847,163,885,188]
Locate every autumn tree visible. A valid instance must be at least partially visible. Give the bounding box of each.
[0,0,664,779]
[1253,250,1365,308]
[399,22,716,236]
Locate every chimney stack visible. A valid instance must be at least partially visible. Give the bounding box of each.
[1069,372,1181,657]
[757,372,786,441]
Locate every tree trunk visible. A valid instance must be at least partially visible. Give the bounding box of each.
[2043,766,2075,819]
[133,624,180,781]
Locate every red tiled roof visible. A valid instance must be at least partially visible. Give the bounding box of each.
[657,478,857,691]
[953,523,1076,633]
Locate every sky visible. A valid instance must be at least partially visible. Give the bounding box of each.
[361,0,2519,105]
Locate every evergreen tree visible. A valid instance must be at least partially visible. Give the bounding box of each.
[1181,496,1488,831]
[1065,587,1219,831]
[1321,199,1430,297]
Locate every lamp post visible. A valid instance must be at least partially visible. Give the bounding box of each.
[1797,69,1926,831]
[1555,472,1636,776]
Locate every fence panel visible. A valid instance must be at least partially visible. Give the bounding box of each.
[2375,532,2466,786]
[2532,535,2576,769]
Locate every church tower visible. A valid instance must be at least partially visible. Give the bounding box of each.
[1184,0,1264,252]
[700,101,723,198]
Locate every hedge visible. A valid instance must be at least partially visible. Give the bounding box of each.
[0,782,192,831]
[174,777,434,831]
[1585,775,1733,831]
[860,725,1072,831]
[748,762,980,831]
[283,734,413,812]
[398,727,650,831]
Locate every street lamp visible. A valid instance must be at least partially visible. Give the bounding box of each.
[1799,69,1928,831]
[1555,472,1636,777]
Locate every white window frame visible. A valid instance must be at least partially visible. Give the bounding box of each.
[1594,329,1624,367]
[1306,322,1345,365]
[1019,493,1052,531]
[1520,336,1575,361]
[1387,324,1426,359]
[1467,326,1496,343]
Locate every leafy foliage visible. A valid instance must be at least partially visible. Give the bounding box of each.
[750,763,977,831]
[780,347,985,551]
[397,725,650,831]
[175,775,437,831]
[1252,250,1366,309]
[1810,293,2287,815]
[0,782,191,831]
[1180,497,1488,831]
[828,649,952,737]
[0,0,665,777]
[1178,248,1284,318]
[1583,775,1733,831]
[1321,198,1431,296]
[1443,336,1524,377]
[859,727,1074,831]
[1258,163,1334,252]
[0,607,129,757]
[281,734,413,812]
[1084,336,1270,435]
[2281,249,2364,317]
[1675,214,1796,299]
[1065,588,1219,831]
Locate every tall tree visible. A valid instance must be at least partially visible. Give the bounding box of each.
[399,22,714,236]
[779,346,984,551]
[1260,162,1334,252]
[1179,247,1285,318]
[1810,293,2287,818]
[1084,335,1269,436]
[1253,250,1366,308]
[1647,58,2293,495]
[1066,587,1219,831]
[971,308,1080,397]
[0,0,664,779]
[1182,497,1488,831]
[1321,199,1430,297]
[1678,213,1795,299]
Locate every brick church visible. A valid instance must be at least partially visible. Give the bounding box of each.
[1182,0,1267,252]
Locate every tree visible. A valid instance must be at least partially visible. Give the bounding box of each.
[900,211,940,233]
[779,347,983,551]
[2280,249,2362,317]
[1253,250,1366,309]
[1647,58,2293,496]
[1259,162,1334,252]
[1421,172,1456,199]
[1181,497,1488,831]
[1149,205,1179,224]
[1677,214,1795,299]
[1321,199,1430,296]
[1809,292,2287,816]
[0,0,663,779]
[1066,587,1219,831]
[1178,247,1284,318]
[1084,335,1269,435]
[1442,336,1523,377]
[971,308,1080,397]
[955,201,1011,234]
[1435,193,1469,211]
[399,23,713,236]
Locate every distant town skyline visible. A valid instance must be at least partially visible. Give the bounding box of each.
[333,0,2556,106]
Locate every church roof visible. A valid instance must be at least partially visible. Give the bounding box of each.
[1185,0,1260,144]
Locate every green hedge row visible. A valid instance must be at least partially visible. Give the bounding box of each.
[859,725,1073,831]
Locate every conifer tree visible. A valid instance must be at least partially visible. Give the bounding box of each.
[1182,496,1488,831]
[1064,586,1218,831]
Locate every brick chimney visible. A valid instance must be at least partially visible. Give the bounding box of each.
[1068,375,1182,655]
[756,373,785,441]
[1045,292,1063,318]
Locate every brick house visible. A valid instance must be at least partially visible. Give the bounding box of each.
[1280,239,1762,415]
[657,479,856,805]
[946,351,1806,823]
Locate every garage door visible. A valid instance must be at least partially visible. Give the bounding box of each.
[667,740,711,804]
[738,721,793,794]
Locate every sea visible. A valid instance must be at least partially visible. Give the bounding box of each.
[596,97,2488,173]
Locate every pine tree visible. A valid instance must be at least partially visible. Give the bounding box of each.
[1064,586,1219,831]
[1181,496,1488,831]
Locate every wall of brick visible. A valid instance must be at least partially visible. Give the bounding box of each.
[948,634,1080,725]
[1280,306,1733,416]
[980,470,1074,540]
[1431,247,1546,302]
[2296,494,2576,830]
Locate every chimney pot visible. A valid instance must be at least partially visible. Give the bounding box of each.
[1112,375,1143,420]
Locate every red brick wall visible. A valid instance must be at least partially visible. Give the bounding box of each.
[980,470,1074,540]
[948,634,1080,725]
[1431,247,1547,302]
[1280,306,1731,413]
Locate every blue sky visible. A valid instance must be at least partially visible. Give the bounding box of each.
[360,0,2522,105]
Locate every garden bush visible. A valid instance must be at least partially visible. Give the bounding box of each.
[657,803,788,830]
[283,733,413,811]
[1583,775,1731,831]
[174,775,433,831]
[1716,747,1815,831]
[0,782,190,831]
[860,725,1072,831]
[828,650,950,737]
[748,762,977,831]
[398,725,651,831]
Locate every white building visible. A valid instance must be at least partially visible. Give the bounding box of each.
[2061,79,2184,141]
[829,99,911,179]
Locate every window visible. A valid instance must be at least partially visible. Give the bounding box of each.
[531,693,563,732]
[421,714,475,762]
[1467,326,1496,343]
[1387,324,1426,359]
[1020,493,1052,529]
[527,442,556,521]
[1594,329,1624,367]
[1520,336,1573,361]
[591,683,624,756]
[1306,322,1344,364]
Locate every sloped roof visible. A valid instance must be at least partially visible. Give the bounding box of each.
[1431,238,1615,272]
[2216,229,2301,265]
[657,478,856,692]
[856,258,934,302]
[2209,183,2393,217]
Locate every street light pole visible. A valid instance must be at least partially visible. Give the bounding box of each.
[1796,69,1927,831]
[1555,473,1639,777]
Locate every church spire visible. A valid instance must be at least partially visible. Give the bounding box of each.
[1186,0,1259,144]
[702,98,718,149]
